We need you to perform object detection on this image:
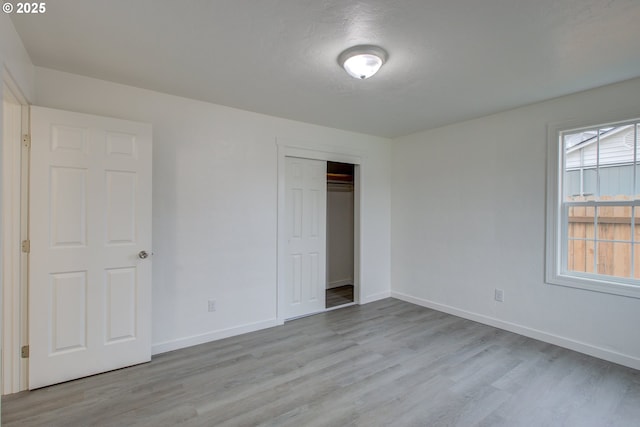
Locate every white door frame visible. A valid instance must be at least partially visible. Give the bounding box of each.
[276,140,362,324]
[2,71,30,394]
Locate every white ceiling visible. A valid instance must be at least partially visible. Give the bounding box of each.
[11,0,640,138]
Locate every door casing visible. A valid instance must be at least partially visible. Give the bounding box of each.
[1,75,29,394]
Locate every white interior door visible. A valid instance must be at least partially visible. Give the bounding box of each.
[284,157,326,319]
[28,106,152,389]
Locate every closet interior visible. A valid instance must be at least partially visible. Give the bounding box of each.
[326,161,355,308]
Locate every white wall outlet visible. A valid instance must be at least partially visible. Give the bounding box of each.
[208,299,216,312]
[494,289,504,302]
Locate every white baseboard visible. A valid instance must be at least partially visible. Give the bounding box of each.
[360,290,391,304]
[327,278,353,289]
[391,291,640,371]
[152,318,282,355]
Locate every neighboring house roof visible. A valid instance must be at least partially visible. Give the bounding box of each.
[566,124,636,169]
[565,125,632,154]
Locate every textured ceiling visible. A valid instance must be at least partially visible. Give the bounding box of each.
[11,0,640,138]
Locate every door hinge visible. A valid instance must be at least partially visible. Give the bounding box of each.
[21,345,29,358]
[21,239,30,253]
[22,134,31,149]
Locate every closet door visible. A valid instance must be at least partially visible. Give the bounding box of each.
[283,157,326,319]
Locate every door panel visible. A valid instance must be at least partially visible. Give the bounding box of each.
[284,157,326,319]
[105,171,136,244]
[50,271,87,353]
[29,106,152,389]
[50,167,87,246]
[105,267,137,343]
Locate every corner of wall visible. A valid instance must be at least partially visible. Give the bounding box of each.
[0,14,35,102]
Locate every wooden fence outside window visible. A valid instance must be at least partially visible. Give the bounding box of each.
[567,203,640,278]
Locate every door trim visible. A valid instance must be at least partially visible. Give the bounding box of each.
[276,139,362,324]
[2,72,30,394]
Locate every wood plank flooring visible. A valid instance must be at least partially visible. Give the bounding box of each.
[3,298,640,426]
[326,285,354,308]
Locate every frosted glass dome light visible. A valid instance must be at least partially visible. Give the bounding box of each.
[338,45,388,80]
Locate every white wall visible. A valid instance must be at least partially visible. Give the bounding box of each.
[391,77,640,370]
[34,67,392,353]
[327,188,354,288]
[0,14,35,102]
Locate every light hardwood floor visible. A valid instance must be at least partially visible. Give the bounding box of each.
[3,298,639,426]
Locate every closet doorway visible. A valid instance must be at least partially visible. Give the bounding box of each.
[278,147,360,322]
[326,162,355,309]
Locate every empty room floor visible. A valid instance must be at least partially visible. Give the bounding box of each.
[3,298,639,426]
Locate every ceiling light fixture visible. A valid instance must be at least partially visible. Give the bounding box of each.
[338,45,388,80]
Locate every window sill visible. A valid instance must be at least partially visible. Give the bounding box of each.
[547,272,640,299]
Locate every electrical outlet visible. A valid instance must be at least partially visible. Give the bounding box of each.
[208,299,216,312]
[494,289,504,302]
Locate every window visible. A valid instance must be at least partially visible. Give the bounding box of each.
[547,117,640,298]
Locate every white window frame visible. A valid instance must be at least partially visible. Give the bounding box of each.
[546,113,640,299]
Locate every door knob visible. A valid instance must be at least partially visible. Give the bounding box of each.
[138,250,150,259]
